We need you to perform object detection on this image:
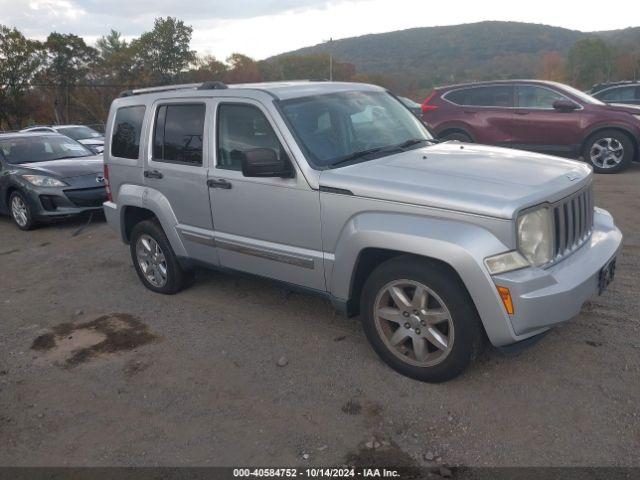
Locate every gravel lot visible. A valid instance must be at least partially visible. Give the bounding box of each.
[1,165,639,469]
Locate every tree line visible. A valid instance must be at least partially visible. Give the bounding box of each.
[0,17,365,130]
[1,17,637,131]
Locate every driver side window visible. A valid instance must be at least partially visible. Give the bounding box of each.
[216,103,285,171]
[517,86,567,109]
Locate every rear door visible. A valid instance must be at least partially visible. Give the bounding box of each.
[512,84,582,154]
[143,99,219,265]
[444,85,515,145]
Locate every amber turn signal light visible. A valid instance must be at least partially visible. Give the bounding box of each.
[496,286,514,315]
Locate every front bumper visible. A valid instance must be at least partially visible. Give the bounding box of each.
[492,208,622,338]
[27,186,107,220]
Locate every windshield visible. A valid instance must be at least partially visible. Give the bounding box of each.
[57,126,103,140]
[279,91,432,168]
[553,82,605,105]
[0,136,93,164]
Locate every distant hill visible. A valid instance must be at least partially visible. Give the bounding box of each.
[270,21,640,89]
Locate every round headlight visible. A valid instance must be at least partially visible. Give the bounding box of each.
[517,207,553,267]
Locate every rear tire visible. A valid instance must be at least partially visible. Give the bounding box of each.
[440,131,472,143]
[360,256,481,383]
[9,191,36,231]
[130,219,191,294]
[582,129,634,174]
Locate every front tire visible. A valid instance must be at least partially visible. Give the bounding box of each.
[582,129,634,173]
[9,191,36,231]
[361,256,481,382]
[130,219,191,294]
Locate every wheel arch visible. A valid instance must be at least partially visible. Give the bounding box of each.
[327,212,518,346]
[116,184,187,257]
[435,124,476,142]
[581,125,639,161]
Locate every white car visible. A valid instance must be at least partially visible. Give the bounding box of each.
[21,125,104,154]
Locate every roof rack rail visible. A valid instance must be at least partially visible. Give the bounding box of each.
[120,81,228,97]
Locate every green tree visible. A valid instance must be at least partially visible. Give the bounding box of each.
[224,54,262,83]
[0,25,44,129]
[180,54,227,83]
[568,38,615,88]
[96,29,127,59]
[39,32,97,123]
[133,17,196,84]
[42,32,97,85]
[95,29,141,86]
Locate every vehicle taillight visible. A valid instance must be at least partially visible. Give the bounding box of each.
[421,91,439,113]
[103,164,112,202]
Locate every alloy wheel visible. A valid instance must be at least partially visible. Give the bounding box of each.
[11,195,29,227]
[135,234,168,288]
[590,137,624,169]
[374,279,454,367]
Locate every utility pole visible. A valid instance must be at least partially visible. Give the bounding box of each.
[329,37,333,81]
[324,37,333,81]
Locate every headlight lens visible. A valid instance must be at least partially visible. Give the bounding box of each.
[22,175,67,187]
[517,207,554,267]
[485,251,530,275]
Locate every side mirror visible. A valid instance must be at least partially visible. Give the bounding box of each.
[241,148,294,178]
[553,99,579,111]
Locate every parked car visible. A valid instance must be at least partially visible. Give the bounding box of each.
[398,96,422,117]
[588,81,640,106]
[0,133,106,230]
[103,81,621,382]
[421,80,640,173]
[21,125,105,154]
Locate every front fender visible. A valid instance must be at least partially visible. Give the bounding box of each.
[328,212,519,346]
[116,184,188,257]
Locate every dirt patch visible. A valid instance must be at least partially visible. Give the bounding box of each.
[123,358,151,377]
[342,399,362,415]
[344,439,431,478]
[30,313,158,368]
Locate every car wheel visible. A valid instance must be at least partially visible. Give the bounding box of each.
[583,129,634,173]
[9,191,36,231]
[130,219,191,294]
[361,256,482,382]
[440,131,472,142]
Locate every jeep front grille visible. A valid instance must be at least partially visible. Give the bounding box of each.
[552,183,594,261]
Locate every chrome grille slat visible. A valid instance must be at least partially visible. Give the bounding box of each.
[551,184,594,262]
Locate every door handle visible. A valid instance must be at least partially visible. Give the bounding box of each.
[207,178,232,189]
[515,111,529,116]
[144,170,164,179]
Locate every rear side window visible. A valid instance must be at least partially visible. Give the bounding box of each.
[445,86,514,107]
[111,106,145,159]
[153,104,205,166]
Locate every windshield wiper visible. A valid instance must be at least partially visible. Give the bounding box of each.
[396,138,440,149]
[329,146,388,168]
[328,138,439,169]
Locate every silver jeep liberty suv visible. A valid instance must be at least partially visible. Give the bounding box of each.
[103,81,622,382]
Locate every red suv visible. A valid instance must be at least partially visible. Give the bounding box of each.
[421,80,640,173]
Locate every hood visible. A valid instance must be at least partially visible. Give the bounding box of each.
[319,143,592,219]
[17,155,104,179]
[78,138,105,146]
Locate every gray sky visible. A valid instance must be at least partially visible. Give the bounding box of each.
[2,0,637,60]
